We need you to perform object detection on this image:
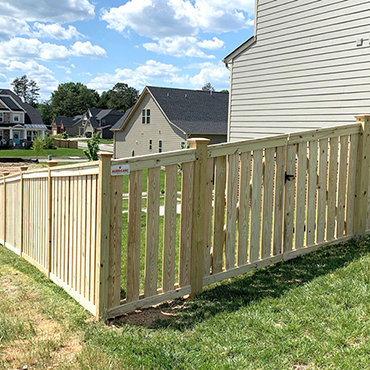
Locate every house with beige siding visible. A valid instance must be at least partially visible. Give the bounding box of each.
[112,86,228,159]
[224,0,370,142]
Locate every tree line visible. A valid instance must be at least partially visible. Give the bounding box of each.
[12,76,228,126]
[11,75,139,126]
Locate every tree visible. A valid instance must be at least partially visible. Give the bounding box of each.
[100,83,139,112]
[37,100,53,126]
[11,75,40,107]
[32,136,44,159]
[220,89,229,93]
[202,82,215,92]
[50,82,99,117]
[84,132,100,161]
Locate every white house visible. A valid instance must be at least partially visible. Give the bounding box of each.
[224,0,370,142]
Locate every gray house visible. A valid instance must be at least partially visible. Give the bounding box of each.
[112,86,228,158]
[224,0,370,142]
[0,89,46,148]
[52,115,82,136]
[82,108,123,139]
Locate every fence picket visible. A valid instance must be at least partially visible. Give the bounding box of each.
[327,137,339,241]
[295,143,307,250]
[337,136,348,238]
[126,170,143,302]
[225,153,239,269]
[212,156,226,273]
[238,151,251,265]
[284,144,297,252]
[250,149,263,262]
[145,167,161,297]
[317,139,328,243]
[204,158,214,276]
[306,140,318,247]
[179,162,194,287]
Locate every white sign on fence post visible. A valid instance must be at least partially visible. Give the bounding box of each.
[111,164,130,176]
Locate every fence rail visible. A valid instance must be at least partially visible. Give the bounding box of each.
[1,116,370,320]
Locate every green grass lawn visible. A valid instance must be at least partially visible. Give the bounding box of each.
[98,139,113,145]
[0,147,87,158]
[1,237,370,369]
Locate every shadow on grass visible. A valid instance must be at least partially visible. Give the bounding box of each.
[110,236,370,331]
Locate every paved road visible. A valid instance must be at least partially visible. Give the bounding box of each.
[77,140,113,153]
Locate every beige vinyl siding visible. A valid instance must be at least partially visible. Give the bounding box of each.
[229,0,370,141]
[114,93,186,159]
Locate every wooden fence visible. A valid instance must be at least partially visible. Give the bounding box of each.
[1,115,370,320]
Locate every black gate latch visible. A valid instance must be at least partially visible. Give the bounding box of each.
[285,172,295,183]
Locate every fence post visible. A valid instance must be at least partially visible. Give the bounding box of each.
[19,166,28,255]
[188,138,210,296]
[2,171,9,247]
[46,161,58,275]
[96,152,113,320]
[354,115,370,235]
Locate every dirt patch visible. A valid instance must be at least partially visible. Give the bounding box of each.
[0,162,41,175]
[111,301,189,327]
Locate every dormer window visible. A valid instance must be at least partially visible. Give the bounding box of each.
[13,114,20,122]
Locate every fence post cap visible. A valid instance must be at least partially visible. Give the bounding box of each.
[20,165,28,171]
[2,171,10,177]
[355,115,370,120]
[98,151,113,158]
[48,160,59,167]
[187,138,210,144]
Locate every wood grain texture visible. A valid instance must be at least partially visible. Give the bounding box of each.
[273,145,287,255]
[225,153,239,269]
[204,158,214,276]
[283,144,297,252]
[346,134,358,235]
[212,156,226,274]
[327,137,338,241]
[261,147,275,259]
[144,167,161,297]
[237,151,251,265]
[306,140,318,247]
[295,142,307,250]
[317,139,328,243]
[250,149,263,262]
[126,170,143,303]
[179,162,194,287]
[336,136,348,238]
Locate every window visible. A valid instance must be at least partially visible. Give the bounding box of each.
[159,140,162,153]
[181,142,186,149]
[149,139,152,150]
[146,109,150,124]
[142,109,151,124]
[0,113,3,122]
[13,114,20,122]
[131,149,135,157]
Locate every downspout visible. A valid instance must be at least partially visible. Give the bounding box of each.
[223,60,232,143]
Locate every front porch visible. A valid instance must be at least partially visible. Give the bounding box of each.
[0,125,45,149]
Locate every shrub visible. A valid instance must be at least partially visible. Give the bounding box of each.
[62,131,68,139]
[43,135,55,149]
[32,136,44,159]
[84,132,100,161]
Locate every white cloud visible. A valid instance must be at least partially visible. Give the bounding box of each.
[87,59,230,93]
[71,41,107,58]
[88,60,181,92]
[57,65,72,74]
[0,38,106,61]
[0,16,29,40]
[101,0,254,38]
[189,62,230,89]
[0,59,59,100]
[32,23,83,40]
[143,36,224,58]
[0,0,95,23]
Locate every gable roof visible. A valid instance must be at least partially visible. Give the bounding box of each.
[111,107,133,131]
[0,89,45,127]
[112,86,229,135]
[87,108,124,128]
[54,116,82,127]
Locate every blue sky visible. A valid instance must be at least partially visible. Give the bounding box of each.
[0,0,255,100]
